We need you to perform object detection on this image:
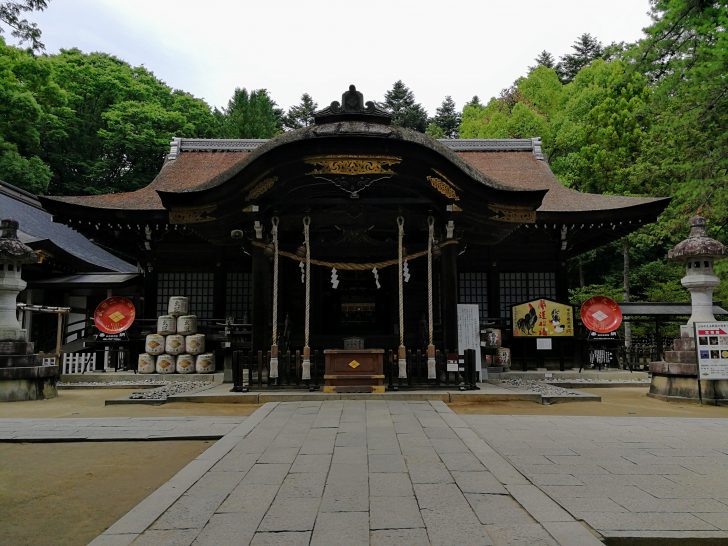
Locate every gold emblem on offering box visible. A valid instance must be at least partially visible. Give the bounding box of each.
[305,155,401,176]
[245,176,277,201]
[348,360,361,369]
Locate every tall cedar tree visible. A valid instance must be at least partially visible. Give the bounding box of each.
[221,88,283,139]
[556,33,604,83]
[283,93,317,130]
[531,50,556,70]
[428,96,461,139]
[0,0,48,50]
[382,80,428,132]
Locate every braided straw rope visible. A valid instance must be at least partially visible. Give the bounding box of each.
[397,216,407,379]
[427,216,436,379]
[251,240,457,270]
[302,216,311,380]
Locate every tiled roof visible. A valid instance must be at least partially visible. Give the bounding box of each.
[41,136,667,217]
[0,181,136,272]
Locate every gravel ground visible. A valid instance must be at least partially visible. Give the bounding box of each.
[494,378,584,396]
[546,377,650,384]
[128,380,212,400]
[59,379,167,387]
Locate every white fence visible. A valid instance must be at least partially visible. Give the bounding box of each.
[61,352,97,374]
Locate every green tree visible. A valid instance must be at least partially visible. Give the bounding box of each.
[549,59,649,194]
[221,88,283,139]
[428,96,461,139]
[531,50,555,70]
[556,33,604,83]
[382,80,428,132]
[283,93,317,130]
[0,36,59,192]
[0,0,48,51]
[42,48,217,194]
[459,66,562,140]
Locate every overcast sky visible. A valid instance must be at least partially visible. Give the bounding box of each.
[24,0,654,114]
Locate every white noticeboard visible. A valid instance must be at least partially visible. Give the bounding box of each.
[695,322,728,380]
[457,304,483,379]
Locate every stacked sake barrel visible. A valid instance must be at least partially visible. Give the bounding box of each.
[137,296,215,374]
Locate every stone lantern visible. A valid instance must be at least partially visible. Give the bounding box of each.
[667,215,726,337]
[649,215,727,403]
[0,218,58,401]
[0,219,37,341]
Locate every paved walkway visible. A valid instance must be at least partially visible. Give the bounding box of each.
[90,401,601,546]
[0,416,246,441]
[465,414,728,543]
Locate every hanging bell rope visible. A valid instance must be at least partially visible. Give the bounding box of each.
[302,216,312,381]
[397,216,407,380]
[427,216,436,380]
[269,216,280,380]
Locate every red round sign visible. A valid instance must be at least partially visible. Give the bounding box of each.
[93,297,136,334]
[580,296,622,333]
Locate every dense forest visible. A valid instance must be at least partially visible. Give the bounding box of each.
[0,0,725,307]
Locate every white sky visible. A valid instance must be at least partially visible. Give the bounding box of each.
[22,0,653,115]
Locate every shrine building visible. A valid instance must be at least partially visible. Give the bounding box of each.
[40,86,669,381]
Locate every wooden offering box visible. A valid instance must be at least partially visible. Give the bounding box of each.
[323,349,385,393]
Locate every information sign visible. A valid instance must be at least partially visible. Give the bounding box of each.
[457,304,482,378]
[695,322,728,380]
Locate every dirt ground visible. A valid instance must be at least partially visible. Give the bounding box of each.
[2,386,727,546]
[451,386,728,417]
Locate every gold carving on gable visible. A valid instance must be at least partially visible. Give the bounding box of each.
[245,176,277,201]
[169,204,217,224]
[304,155,401,176]
[488,204,537,223]
[428,176,460,201]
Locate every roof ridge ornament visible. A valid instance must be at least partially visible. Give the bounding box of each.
[314,85,392,125]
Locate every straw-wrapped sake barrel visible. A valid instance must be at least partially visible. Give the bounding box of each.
[195,353,215,373]
[145,334,165,355]
[165,334,185,355]
[167,296,189,317]
[176,354,195,374]
[185,334,205,355]
[137,353,155,374]
[176,315,197,335]
[156,354,176,373]
[157,315,176,335]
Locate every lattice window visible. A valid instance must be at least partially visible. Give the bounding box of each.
[156,273,214,317]
[225,272,252,323]
[458,272,488,322]
[499,272,556,323]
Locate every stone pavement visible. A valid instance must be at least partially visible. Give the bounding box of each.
[464,414,728,544]
[0,416,247,441]
[90,401,602,546]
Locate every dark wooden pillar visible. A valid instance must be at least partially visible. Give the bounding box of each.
[251,244,272,353]
[440,239,458,353]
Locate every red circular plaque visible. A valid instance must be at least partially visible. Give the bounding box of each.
[580,296,622,333]
[93,297,136,334]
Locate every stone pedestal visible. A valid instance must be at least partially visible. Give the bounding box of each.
[649,336,728,403]
[0,340,58,401]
